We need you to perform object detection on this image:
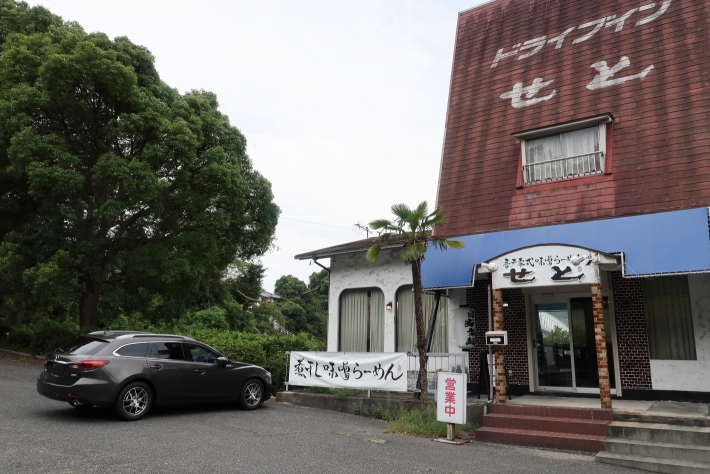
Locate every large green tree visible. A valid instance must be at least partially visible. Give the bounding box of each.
[274,269,328,340]
[366,202,462,404]
[0,1,279,329]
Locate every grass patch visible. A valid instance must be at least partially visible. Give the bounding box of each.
[387,406,477,438]
[351,396,477,438]
[386,406,453,438]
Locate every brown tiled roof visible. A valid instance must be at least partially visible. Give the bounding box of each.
[294,237,403,260]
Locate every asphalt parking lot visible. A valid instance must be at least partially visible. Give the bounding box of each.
[0,355,638,474]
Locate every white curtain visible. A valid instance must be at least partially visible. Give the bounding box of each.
[644,276,696,360]
[396,286,448,353]
[339,289,385,352]
[561,127,600,176]
[340,290,368,352]
[369,290,385,352]
[525,125,601,183]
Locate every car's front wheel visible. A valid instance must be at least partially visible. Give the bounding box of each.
[239,379,264,410]
[115,381,152,421]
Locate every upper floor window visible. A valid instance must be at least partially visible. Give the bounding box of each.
[516,114,612,186]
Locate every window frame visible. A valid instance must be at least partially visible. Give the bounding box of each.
[113,342,149,358]
[147,341,187,361]
[514,114,613,187]
[185,343,222,364]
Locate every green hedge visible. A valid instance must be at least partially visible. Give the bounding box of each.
[181,328,322,392]
[1,320,80,355]
[0,321,322,393]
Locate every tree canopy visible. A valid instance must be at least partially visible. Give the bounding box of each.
[0,1,279,329]
[274,270,328,339]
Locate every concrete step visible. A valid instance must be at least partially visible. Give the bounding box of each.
[596,452,710,474]
[608,421,710,445]
[614,411,710,428]
[604,438,710,464]
[475,426,605,452]
[484,413,608,436]
[489,403,612,421]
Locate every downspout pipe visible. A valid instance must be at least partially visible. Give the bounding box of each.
[488,283,494,403]
[313,259,330,272]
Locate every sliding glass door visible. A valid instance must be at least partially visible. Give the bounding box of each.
[533,296,616,393]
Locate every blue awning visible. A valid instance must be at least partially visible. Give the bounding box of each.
[421,208,710,289]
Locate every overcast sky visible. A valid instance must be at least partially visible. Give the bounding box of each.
[28,0,487,292]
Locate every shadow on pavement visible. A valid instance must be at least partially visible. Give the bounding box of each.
[34,399,272,423]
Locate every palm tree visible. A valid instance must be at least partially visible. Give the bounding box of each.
[366,202,463,404]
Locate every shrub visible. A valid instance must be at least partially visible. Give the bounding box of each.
[0,318,11,337]
[30,322,80,355]
[180,328,321,392]
[6,327,33,350]
[183,306,229,331]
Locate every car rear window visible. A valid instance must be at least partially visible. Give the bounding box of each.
[115,343,149,358]
[58,337,109,355]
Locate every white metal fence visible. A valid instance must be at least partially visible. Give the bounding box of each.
[406,352,468,398]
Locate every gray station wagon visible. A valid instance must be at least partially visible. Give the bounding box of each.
[37,331,272,420]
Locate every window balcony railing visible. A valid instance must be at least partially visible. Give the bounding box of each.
[523,151,604,185]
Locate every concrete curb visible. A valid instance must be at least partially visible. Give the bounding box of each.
[276,391,485,427]
[0,348,45,360]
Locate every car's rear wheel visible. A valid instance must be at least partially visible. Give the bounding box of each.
[239,379,264,410]
[115,381,152,421]
[69,399,94,409]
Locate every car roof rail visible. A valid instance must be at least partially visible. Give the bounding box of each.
[88,330,155,336]
[123,334,194,340]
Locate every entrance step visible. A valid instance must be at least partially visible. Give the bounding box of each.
[596,452,710,474]
[486,402,613,420]
[475,427,606,452]
[607,421,710,445]
[483,414,608,436]
[603,438,710,464]
[474,403,611,453]
[596,421,710,472]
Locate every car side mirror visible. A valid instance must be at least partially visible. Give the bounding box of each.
[217,357,229,368]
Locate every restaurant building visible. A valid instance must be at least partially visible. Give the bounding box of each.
[296,0,710,406]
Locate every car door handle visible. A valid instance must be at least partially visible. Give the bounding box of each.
[149,364,163,371]
[194,369,206,375]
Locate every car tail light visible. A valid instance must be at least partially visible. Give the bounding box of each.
[68,360,110,371]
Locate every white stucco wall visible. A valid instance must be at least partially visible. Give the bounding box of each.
[446,288,468,354]
[650,273,710,392]
[327,248,412,352]
[327,249,467,358]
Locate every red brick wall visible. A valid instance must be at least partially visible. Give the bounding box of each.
[466,285,529,386]
[436,0,710,238]
[501,288,529,386]
[611,272,653,390]
[466,283,489,383]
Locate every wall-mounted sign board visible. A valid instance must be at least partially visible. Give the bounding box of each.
[485,330,508,346]
[479,244,618,290]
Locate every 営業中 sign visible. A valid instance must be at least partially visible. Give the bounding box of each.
[436,372,467,425]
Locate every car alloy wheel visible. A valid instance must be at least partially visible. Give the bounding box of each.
[240,379,263,410]
[115,381,152,421]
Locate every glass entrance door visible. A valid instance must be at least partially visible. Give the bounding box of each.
[534,298,616,393]
[535,303,574,389]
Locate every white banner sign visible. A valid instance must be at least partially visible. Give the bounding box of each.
[288,352,408,392]
[436,372,467,425]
